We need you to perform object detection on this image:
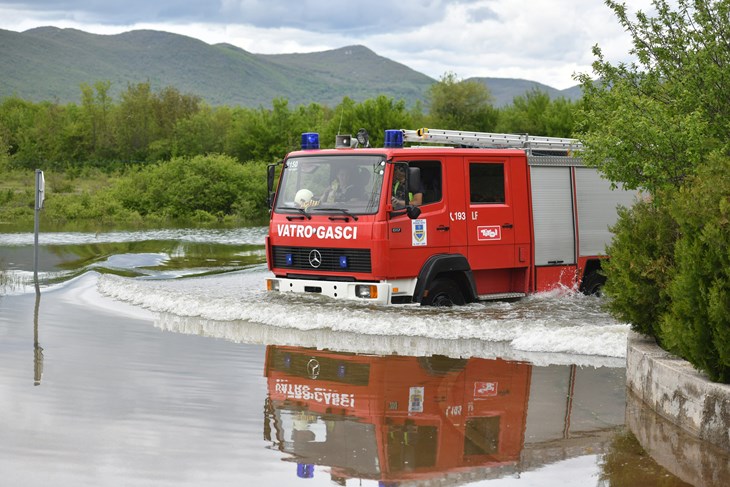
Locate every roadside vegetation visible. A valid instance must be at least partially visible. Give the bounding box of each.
[577,0,730,382]
[0,76,577,229]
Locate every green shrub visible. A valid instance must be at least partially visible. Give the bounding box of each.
[605,154,730,382]
[602,194,678,340]
[110,155,269,222]
[661,154,730,381]
[42,190,139,225]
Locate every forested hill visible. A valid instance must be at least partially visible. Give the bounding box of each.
[0,27,581,107]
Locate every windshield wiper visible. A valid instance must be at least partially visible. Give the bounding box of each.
[310,207,359,221]
[285,207,312,220]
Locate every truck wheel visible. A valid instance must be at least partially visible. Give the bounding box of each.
[582,271,606,296]
[422,278,465,307]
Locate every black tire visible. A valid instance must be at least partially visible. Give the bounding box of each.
[421,278,465,306]
[582,271,606,296]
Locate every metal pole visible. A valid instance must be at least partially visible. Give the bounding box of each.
[33,169,44,385]
[34,170,39,286]
[562,364,577,438]
[33,169,43,290]
[33,289,43,385]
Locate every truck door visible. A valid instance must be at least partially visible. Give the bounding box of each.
[387,160,450,277]
[465,158,516,270]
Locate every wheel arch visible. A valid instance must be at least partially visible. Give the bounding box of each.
[579,258,606,294]
[413,254,478,304]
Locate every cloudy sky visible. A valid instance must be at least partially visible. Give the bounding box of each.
[0,0,655,89]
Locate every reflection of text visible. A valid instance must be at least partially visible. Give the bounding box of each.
[474,381,498,398]
[274,380,355,408]
[445,405,463,417]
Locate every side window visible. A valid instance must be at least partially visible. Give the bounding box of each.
[470,163,505,204]
[409,160,442,205]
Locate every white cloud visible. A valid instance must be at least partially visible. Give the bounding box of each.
[0,0,657,89]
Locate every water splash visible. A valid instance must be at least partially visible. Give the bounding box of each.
[97,269,630,359]
[0,227,268,247]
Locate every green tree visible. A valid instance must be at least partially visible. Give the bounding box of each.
[496,89,577,137]
[661,154,730,381]
[148,86,202,161]
[173,105,230,157]
[80,81,116,161]
[323,96,414,147]
[0,97,35,167]
[578,0,730,382]
[602,194,678,340]
[577,0,730,194]
[237,99,306,161]
[0,98,65,168]
[426,72,498,131]
[116,82,157,163]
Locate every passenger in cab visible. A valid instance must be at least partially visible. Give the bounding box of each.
[322,167,364,203]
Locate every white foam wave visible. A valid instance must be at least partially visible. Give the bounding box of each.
[0,269,78,295]
[97,270,630,359]
[0,227,268,247]
[153,312,624,368]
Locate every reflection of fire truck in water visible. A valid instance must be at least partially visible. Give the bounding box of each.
[263,346,532,484]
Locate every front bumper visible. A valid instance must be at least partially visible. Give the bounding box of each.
[265,277,418,305]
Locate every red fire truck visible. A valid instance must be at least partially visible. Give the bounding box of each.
[265,128,636,305]
[263,345,531,483]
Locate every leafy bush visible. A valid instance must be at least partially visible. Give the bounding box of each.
[660,154,730,381]
[602,195,678,340]
[604,154,730,381]
[110,154,269,223]
[43,191,140,224]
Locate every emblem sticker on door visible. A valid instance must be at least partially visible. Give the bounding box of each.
[408,386,424,413]
[477,225,502,241]
[474,381,498,398]
[412,219,427,246]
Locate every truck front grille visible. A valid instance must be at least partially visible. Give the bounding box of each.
[268,348,370,386]
[272,246,372,273]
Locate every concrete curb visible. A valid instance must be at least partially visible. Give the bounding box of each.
[626,391,730,487]
[626,331,730,451]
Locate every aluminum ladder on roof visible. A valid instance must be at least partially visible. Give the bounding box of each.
[400,127,583,152]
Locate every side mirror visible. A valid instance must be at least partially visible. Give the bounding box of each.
[390,205,421,219]
[406,205,421,219]
[267,162,279,209]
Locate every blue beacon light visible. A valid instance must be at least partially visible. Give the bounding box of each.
[301,132,319,150]
[384,129,404,148]
[297,464,315,478]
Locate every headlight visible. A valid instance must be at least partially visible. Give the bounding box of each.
[267,279,280,291]
[355,285,378,299]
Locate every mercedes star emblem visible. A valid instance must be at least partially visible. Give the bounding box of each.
[308,249,322,268]
[307,358,320,379]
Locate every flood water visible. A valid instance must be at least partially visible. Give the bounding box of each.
[1,227,727,486]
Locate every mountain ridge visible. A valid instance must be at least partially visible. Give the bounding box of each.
[0,27,582,107]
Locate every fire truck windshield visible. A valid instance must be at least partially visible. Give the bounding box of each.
[274,155,385,215]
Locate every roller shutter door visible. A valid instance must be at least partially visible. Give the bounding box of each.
[530,166,576,265]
